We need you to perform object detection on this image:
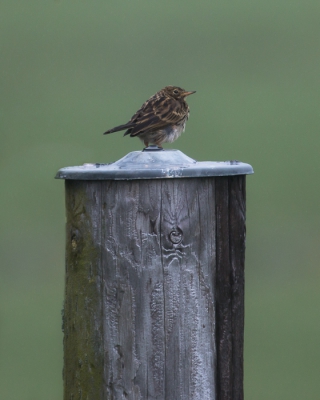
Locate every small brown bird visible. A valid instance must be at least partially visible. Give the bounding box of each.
[104,86,196,148]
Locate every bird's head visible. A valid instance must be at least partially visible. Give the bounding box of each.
[163,86,196,100]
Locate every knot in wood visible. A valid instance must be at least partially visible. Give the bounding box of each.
[169,228,183,244]
[70,229,80,252]
[71,236,77,251]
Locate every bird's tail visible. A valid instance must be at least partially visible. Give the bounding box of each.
[103,123,135,134]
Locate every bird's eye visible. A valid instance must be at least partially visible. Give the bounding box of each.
[173,89,179,94]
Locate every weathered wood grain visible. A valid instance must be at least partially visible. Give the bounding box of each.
[215,176,246,400]
[229,176,246,400]
[64,180,104,400]
[63,176,246,400]
[215,177,233,400]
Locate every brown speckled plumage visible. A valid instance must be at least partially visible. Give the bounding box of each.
[104,86,196,148]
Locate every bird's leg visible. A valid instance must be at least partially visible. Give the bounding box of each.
[154,140,163,150]
[144,140,149,148]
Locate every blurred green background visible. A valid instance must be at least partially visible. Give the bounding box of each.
[1,0,319,398]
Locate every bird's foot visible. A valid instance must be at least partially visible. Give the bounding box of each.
[143,145,164,152]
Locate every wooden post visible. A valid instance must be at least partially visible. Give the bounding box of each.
[56,149,253,400]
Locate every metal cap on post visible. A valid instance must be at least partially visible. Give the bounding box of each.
[56,148,253,180]
[56,149,253,400]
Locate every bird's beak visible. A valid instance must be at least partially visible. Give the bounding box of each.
[183,90,196,97]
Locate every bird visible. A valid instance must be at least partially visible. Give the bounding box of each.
[103,86,196,148]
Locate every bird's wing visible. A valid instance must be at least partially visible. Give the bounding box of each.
[128,96,187,137]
